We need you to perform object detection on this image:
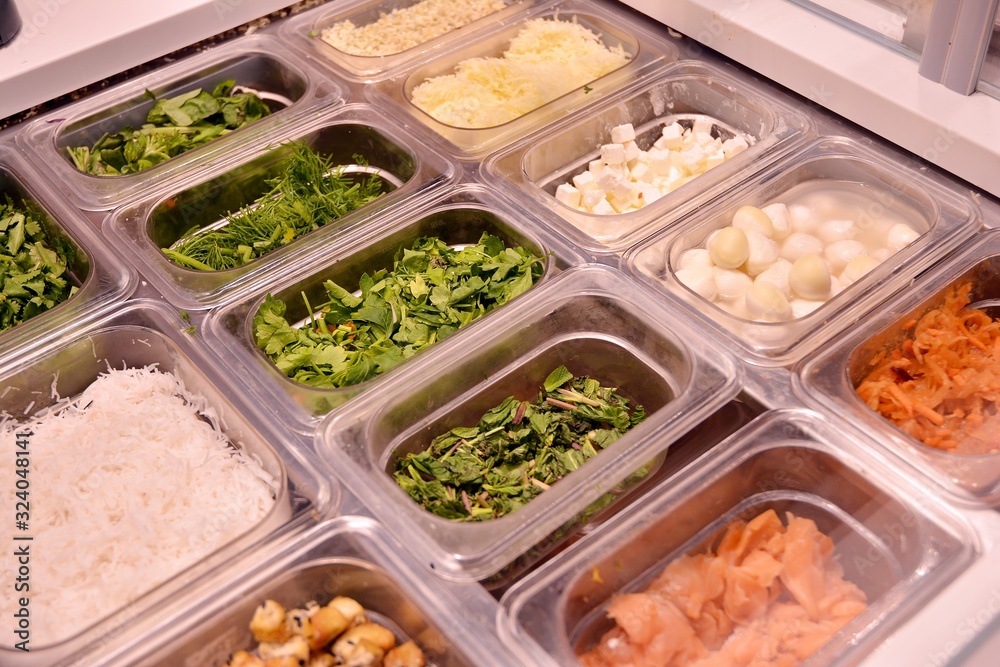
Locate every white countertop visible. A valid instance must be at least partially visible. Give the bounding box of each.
[0,0,296,120]
[621,0,1000,201]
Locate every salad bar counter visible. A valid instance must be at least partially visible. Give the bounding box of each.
[1,1,999,666]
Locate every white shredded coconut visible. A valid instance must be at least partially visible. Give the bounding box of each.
[410,17,631,128]
[0,366,280,648]
[320,0,507,57]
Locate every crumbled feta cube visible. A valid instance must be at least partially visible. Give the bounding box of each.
[657,122,684,150]
[630,162,654,183]
[693,131,715,148]
[555,183,582,208]
[692,117,714,135]
[600,143,626,165]
[705,149,726,170]
[595,167,623,192]
[637,183,663,205]
[722,135,749,158]
[681,144,706,169]
[610,123,636,144]
[609,193,633,213]
[581,188,607,210]
[573,171,599,191]
[590,199,616,215]
[623,140,642,164]
[610,178,633,201]
[648,148,672,175]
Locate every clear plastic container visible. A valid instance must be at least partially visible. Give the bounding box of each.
[499,409,978,667]
[280,0,533,81]
[16,34,340,211]
[797,228,1000,506]
[482,396,762,597]
[103,106,457,310]
[0,300,335,667]
[625,136,980,366]
[96,516,515,667]
[367,0,679,156]
[484,60,810,254]
[315,264,744,581]
[0,144,135,360]
[202,183,585,433]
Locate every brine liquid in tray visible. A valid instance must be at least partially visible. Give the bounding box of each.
[675,180,925,322]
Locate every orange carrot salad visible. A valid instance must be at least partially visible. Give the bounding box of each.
[578,509,867,667]
[856,281,1000,454]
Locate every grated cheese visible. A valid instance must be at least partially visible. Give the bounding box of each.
[320,0,507,57]
[410,17,631,129]
[0,366,279,648]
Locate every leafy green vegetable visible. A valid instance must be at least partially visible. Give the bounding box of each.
[393,366,646,522]
[163,142,387,271]
[0,197,78,332]
[254,233,545,388]
[67,80,271,176]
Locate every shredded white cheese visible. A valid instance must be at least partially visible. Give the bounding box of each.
[320,0,507,57]
[410,17,631,129]
[0,366,279,648]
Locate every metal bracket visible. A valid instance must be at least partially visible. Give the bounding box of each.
[919,0,999,94]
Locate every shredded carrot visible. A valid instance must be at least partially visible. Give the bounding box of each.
[856,281,1000,454]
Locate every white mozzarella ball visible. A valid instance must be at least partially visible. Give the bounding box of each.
[744,230,779,276]
[745,282,793,322]
[676,267,717,300]
[789,254,832,300]
[708,227,750,269]
[761,203,792,240]
[790,298,825,318]
[713,267,753,299]
[866,217,896,241]
[824,240,867,274]
[872,247,893,262]
[829,274,845,296]
[805,193,841,219]
[731,205,774,238]
[677,248,714,271]
[788,204,818,234]
[887,222,920,250]
[840,255,881,286]
[754,258,793,297]
[780,232,824,262]
[817,218,857,244]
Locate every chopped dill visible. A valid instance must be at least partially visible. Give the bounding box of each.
[163,142,388,271]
